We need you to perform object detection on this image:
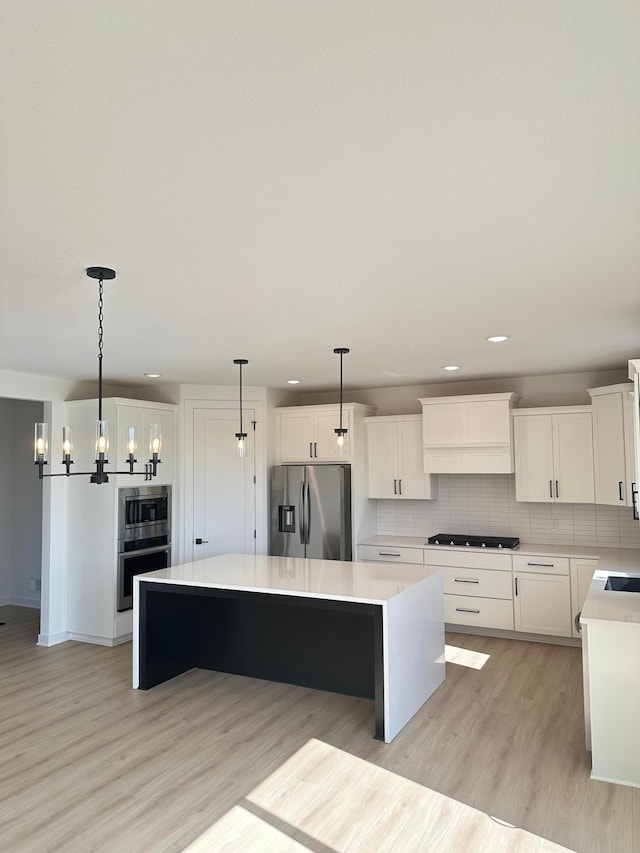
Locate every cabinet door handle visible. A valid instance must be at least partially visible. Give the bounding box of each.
[527,562,554,567]
[619,481,624,501]
[549,480,553,498]
[379,551,401,557]
[398,478,402,495]
[393,479,397,495]
[309,442,313,459]
[454,578,479,584]
[456,607,480,614]
[195,538,209,545]
[314,442,317,458]
[515,576,518,596]
[555,480,559,498]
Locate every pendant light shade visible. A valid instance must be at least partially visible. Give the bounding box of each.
[334,347,349,455]
[34,267,162,483]
[234,359,249,457]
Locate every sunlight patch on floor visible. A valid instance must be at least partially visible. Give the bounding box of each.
[445,643,491,669]
[184,738,574,852]
[182,805,307,851]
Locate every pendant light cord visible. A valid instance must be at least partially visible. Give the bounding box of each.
[97,277,104,422]
[239,362,243,434]
[339,350,343,430]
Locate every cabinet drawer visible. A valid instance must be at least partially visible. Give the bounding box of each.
[512,555,569,575]
[442,567,512,600]
[424,548,512,571]
[358,545,424,565]
[444,594,514,630]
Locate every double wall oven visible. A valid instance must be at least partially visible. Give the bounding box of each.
[117,485,171,611]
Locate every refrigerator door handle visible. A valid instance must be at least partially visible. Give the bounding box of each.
[299,481,306,545]
[305,481,311,544]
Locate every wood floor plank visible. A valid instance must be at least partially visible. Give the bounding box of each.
[1,605,639,852]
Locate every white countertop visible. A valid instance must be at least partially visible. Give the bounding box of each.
[359,535,640,573]
[135,552,441,606]
[581,569,640,625]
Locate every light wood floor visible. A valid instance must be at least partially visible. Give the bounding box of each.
[1,605,638,852]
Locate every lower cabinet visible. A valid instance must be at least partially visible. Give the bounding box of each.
[357,544,424,565]
[512,555,572,637]
[360,542,593,641]
[425,548,514,631]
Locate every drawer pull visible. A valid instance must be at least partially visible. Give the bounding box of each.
[527,562,554,567]
[379,551,401,557]
[456,607,480,614]
[454,578,479,584]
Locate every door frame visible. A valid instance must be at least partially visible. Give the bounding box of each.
[181,394,267,565]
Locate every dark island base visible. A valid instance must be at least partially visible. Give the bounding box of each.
[138,582,385,738]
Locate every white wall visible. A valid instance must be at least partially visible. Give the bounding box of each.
[0,399,13,603]
[10,400,44,605]
[300,368,629,413]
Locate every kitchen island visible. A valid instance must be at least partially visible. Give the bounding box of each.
[133,553,445,742]
[581,566,640,788]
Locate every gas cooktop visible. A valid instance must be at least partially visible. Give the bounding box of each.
[426,534,520,549]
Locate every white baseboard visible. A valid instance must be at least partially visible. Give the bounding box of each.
[37,631,70,647]
[10,596,41,609]
[66,631,133,647]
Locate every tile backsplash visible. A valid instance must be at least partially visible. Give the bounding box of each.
[376,474,640,550]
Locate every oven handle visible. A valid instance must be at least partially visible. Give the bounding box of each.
[119,543,172,558]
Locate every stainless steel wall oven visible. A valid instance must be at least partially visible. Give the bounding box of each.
[117,485,171,611]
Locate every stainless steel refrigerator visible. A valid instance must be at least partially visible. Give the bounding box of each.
[271,465,352,560]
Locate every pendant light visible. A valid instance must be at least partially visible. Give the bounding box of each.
[234,358,249,457]
[34,267,162,483]
[334,347,349,455]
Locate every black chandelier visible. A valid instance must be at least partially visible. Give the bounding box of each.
[334,347,349,454]
[234,358,249,457]
[34,267,162,484]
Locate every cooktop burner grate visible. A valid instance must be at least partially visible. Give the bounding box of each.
[426,533,520,549]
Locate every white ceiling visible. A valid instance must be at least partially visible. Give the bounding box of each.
[1,1,639,392]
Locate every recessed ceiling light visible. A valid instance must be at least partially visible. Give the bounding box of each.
[287,379,301,385]
[442,365,460,371]
[485,335,510,343]
[144,373,162,378]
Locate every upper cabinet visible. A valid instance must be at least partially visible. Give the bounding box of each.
[114,401,176,486]
[587,384,635,506]
[419,392,519,474]
[276,403,375,464]
[629,359,640,522]
[512,407,594,503]
[365,415,436,499]
[66,397,177,486]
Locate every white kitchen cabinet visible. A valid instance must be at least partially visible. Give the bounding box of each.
[513,555,572,637]
[425,547,514,631]
[570,558,598,638]
[513,407,595,503]
[628,359,640,524]
[365,415,436,499]
[588,384,635,507]
[358,544,425,564]
[276,403,374,463]
[65,397,176,645]
[419,392,519,474]
[115,402,175,486]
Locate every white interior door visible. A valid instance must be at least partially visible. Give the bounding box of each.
[191,407,256,561]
